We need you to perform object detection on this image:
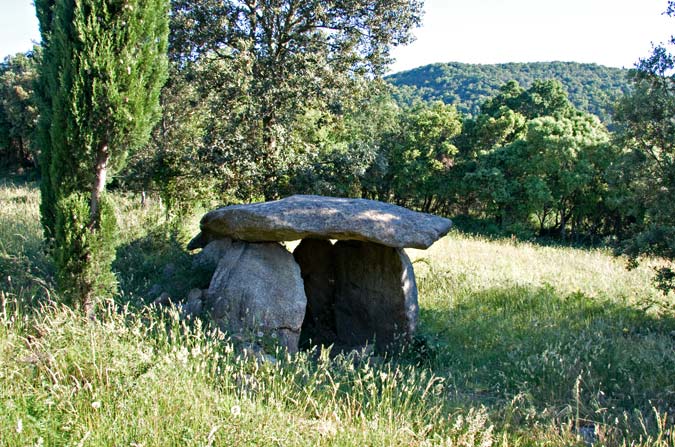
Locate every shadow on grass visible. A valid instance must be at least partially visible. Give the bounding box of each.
[0,174,53,307]
[450,214,612,250]
[0,172,212,309]
[414,280,675,425]
[113,226,213,308]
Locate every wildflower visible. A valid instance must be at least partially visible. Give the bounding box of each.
[230,405,241,417]
[91,401,102,409]
[16,417,22,433]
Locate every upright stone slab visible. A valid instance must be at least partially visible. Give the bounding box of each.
[293,239,337,347]
[192,238,233,271]
[207,240,307,352]
[334,240,418,349]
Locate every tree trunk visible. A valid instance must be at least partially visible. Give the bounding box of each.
[90,144,109,228]
[423,195,432,212]
[262,115,278,201]
[571,215,578,241]
[82,143,110,317]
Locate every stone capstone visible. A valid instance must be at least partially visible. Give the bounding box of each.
[206,240,307,352]
[189,195,452,250]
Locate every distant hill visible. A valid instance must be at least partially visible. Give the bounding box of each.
[386,61,633,122]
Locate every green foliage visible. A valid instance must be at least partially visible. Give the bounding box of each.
[54,193,117,309]
[387,61,631,122]
[612,8,675,292]
[35,0,58,237]
[0,49,39,168]
[35,0,170,308]
[40,0,169,196]
[124,63,216,223]
[288,82,401,197]
[169,0,423,199]
[459,80,615,239]
[374,101,462,210]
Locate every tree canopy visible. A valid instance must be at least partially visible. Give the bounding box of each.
[0,49,39,167]
[613,13,675,292]
[168,0,423,198]
[386,61,631,123]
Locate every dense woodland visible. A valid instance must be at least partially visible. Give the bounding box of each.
[0,0,673,303]
[386,61,632,122]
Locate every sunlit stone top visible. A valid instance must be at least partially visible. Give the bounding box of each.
[188,195,452,250]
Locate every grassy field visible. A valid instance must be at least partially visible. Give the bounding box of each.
[1,176,674,446]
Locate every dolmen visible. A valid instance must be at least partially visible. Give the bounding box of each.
[188,195,452,353]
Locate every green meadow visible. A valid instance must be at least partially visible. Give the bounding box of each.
[1,177,673,446]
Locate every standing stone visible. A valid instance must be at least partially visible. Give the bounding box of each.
[193,238,233,271]
[207,241,307,352]
[293,239,337,347]
[333,240,418,350]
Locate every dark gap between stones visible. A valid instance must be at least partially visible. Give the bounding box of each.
[293,238,418,353]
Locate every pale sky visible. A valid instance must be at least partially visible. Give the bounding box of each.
[389,0,674,73]
[0,0,40,57]
[1,0,672,73]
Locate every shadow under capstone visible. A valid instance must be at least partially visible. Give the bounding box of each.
[294,238,418,352]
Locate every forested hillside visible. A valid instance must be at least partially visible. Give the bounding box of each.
[386,61,631,121]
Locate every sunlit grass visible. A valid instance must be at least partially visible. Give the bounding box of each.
[410,232,666,304]
[1,177,674,446]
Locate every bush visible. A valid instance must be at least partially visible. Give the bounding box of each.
[54,193,117,310]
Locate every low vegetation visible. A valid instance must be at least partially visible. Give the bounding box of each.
[1,177,673,446]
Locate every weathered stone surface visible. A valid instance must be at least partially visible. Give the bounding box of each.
[152,291,171,307]
[181,296,203,319]
[293,239,337,347]
[187,288,203,301]
[206,240,307,352]
[189,195,452,250]
[192,238,233,270]
[292,238,418,351]
[333,240,418,349]
[147,283,163,298]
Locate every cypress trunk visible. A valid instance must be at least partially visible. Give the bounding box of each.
[90,144,109,228]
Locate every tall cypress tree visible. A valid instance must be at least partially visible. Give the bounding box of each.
[35,0,58,238]
[36,0,169,310]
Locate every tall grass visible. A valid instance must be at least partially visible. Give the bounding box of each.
[1,177,674,446]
